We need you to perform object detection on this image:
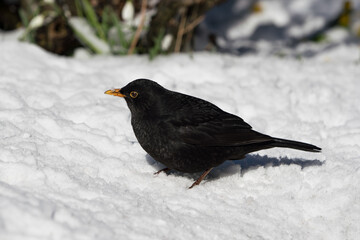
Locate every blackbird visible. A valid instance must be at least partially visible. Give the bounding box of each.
[105,79,321,188]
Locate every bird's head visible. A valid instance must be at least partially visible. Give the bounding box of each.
[105,79,167,116]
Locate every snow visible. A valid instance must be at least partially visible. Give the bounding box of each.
[196,0,360,52]
[0,41,360,240]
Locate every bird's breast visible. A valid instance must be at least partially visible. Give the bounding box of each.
[131,117,173,159]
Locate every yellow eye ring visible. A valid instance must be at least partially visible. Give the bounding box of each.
[130,91,138,98]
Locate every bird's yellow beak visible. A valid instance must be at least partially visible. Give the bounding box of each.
[104,89,125,97]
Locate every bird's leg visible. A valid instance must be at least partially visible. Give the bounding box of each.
[189,168,214,189]
[154,167,171,175]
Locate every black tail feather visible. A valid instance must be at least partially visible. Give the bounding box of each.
[271,138,321,152]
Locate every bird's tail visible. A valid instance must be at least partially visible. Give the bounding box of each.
[270,138,321,152]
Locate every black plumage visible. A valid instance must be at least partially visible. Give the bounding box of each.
[105,79,321,188]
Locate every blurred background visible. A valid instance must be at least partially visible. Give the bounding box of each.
[1,0,359,58]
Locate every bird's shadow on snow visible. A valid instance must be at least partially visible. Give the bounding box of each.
[145,154,324,182]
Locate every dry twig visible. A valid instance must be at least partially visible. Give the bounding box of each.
[183,15,204,34]
[174,8,187,53]
[128,0,147,55]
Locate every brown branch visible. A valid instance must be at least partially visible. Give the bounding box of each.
[183,15,205,34]
[145,0,226,52]
[182,0,207,6]
[174,9,187,53]
[128,0,147,55]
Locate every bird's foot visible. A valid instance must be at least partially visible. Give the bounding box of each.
[154,168,170,175]
[188,168,214,189]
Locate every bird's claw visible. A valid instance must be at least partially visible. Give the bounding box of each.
[154,168,170,175]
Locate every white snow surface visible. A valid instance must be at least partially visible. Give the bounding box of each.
[0,42,360,240]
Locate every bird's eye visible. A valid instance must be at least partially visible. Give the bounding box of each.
[130,91,138,98]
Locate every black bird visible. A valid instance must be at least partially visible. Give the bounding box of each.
[105,79,321,188]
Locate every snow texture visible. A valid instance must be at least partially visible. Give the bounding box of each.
[196,0,360,52]
[0,42,360,240]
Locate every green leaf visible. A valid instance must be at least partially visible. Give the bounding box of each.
[81,0,106,41]
[69,17,110,54]
[19,8,29,27]
[110,9,129,51]
[149,28,165,60]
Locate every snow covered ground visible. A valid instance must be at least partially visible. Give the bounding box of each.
[197,0,360,53]
[0,41,360,240]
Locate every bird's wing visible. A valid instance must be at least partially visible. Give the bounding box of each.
[175,113,272,146]
[163,96,273,147]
